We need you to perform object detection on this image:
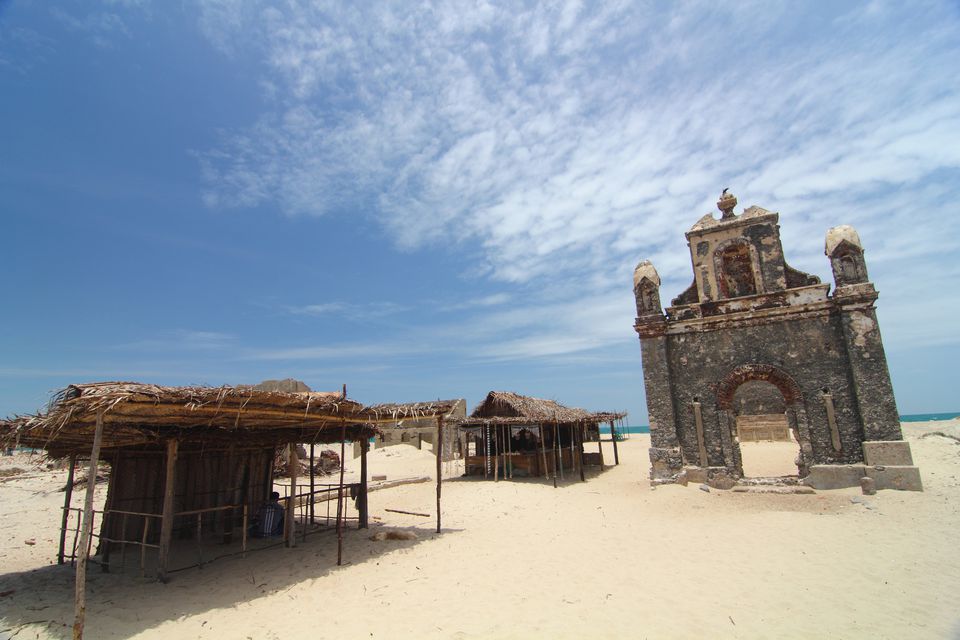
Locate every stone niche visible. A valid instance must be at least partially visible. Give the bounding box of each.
[632,190,921,491]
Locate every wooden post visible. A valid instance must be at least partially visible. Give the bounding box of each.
[285,443,298,548]
[538,425,549,480]
[483,425,489,479]
[555,422,563,482]
[506,426,512,479]
[309,443,316,525]
[493,425,499,481]
[73,410,105,640]
[597,427,605,468]
[436,416,443,534]
[359,436,369,529]
[241,506,248,558]
[336,424,346,566]
[196,514,203,568]
[610,421,620,465]
[156,438,178,583]
[578,425,586,482]
[59,454,77,565]
[139,518,150,578]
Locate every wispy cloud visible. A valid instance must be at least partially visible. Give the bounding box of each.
[284,301,407,321]
[192,1,960,350]
[113,330,236,352]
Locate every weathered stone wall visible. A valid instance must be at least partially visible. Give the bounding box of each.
[665,310,866,469]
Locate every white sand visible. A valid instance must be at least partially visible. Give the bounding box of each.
[1,421,959,639]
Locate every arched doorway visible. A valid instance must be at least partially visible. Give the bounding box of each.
[732,380,800,477]
[716,364,808,479]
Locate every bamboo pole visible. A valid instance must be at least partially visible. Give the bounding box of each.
[156,438,178,583]
[506,426,512,479]
[483,425,489,479]
[436,416,443,534]
[555,422,563,483]
[336,424,346,566]
[359,436,369,529]
[539,425,549,480]
[196,514,203,568]
[139,518,150,578]
[241,506,248,558]
[309,443,316,525]
[578,425,586,482]
[59,454,77,565]
[597,427,605,468]
[610,420,620,465]
[493,425,502,482]
[73,410,105,640]
[119,513,129,570]
[285,443,297,548]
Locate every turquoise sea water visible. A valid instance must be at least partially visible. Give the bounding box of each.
[603,425,650,435]
[900,412,960,422]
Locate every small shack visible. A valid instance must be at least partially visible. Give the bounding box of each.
[454,391,626,484]
[2,382,456,581]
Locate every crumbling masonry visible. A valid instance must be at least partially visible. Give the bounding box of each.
[633,190,921,490]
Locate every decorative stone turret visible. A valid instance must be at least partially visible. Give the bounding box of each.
[826,225,869,287]
[633,260,662,317]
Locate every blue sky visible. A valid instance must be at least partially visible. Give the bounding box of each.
[2,0,959,421]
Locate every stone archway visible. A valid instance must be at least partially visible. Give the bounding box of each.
[716,364,810,477]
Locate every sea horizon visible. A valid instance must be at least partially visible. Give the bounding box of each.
[606,411,960,435]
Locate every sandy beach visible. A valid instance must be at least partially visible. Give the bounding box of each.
[2,420,959,639]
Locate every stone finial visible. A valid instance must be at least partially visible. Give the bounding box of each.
[717,188,737,219]
[824,225,863,256]
[633,259,661,288]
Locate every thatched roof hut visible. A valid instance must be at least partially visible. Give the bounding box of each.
[453,391,626,483]
[0,382,459,586]
[3,381,456,457]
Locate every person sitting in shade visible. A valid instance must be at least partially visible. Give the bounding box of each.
[252,491,284,537]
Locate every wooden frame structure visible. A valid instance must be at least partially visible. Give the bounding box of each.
[454,392,626,486]
[2,382,458,639]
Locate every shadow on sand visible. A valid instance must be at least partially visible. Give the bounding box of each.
[0,521,462,640]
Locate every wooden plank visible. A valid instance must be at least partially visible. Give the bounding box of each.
[156,438,178,582]
[73,410,105,640]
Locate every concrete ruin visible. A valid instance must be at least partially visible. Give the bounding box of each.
[632,190,921,491]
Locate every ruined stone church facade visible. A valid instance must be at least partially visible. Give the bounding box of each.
[633,190,921,490]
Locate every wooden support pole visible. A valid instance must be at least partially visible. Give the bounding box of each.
[483,425,489,479]
[597,427,605,468]
[156,438,178,583]
[59,454,77,565]
[196,514,203,568]
[241,506,248,558]
[610,421,620,465]
[436,416,444,534]
[139,518,150,578]
[285,443,297,548]
[309,443,316,524]
[493,424,499,482]
[578,425,586,482]
[539,425,549,480]
[73,410,105,640]
[359,436,369,529]
[555,422,563,482]
[336,424,346,566]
